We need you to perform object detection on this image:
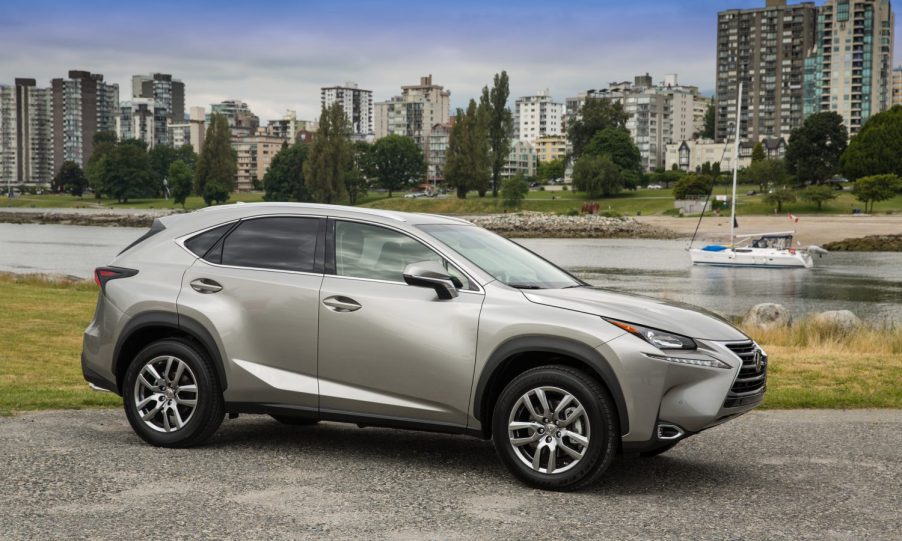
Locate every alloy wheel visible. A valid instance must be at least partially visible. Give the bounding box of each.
[507,386,590,474]
[133,355,199,433]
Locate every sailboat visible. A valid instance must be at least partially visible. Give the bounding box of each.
[688,82,827,269]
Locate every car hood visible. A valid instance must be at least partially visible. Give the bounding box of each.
[523,287,748,341]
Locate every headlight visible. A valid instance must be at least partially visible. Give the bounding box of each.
[604,318,697,350]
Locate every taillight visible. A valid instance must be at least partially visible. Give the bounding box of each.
[94,267,138,292]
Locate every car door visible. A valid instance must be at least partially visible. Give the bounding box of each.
[317,219,484,428]
[177,215,324,411]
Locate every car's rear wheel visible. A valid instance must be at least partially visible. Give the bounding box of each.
[123,338,224,447]
[492,366,618,491]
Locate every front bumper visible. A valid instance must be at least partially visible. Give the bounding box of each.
[600,335,766,443]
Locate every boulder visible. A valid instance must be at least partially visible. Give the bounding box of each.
[742,303,791,329]
[812,310,862,333]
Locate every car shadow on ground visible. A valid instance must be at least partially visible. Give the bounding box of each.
[195,416,759,494]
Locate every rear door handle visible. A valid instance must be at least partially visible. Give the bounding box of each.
[322,296,361,312]
[190,278,223,294]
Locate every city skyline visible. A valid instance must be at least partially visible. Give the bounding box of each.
[5,0,899,122]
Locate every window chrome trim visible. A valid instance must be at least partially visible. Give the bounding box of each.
[321,272,484,296]
[329,216,485,294]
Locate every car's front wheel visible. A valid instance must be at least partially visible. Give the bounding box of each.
[492,366,618,491]
[123,338,224,447]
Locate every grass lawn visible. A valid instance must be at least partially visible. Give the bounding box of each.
[3,186,900,216]
[1,274,899,415]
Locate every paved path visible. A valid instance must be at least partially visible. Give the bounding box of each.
[1,409,899,540]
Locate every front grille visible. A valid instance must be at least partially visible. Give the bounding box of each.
[723,341,767,408]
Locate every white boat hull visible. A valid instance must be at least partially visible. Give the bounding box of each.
[690,247,813,268]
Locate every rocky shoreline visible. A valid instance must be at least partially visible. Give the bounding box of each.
[0,208,678,239]
[823,234,902,252]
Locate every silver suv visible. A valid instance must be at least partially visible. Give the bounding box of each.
[82,203,766,491]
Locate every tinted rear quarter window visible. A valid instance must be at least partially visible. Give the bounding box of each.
[220,217,320,272]
[185,223,234,258]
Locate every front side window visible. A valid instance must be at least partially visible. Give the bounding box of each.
[218,217,319,272]
[334,221,470,288]
[419,224,580,290]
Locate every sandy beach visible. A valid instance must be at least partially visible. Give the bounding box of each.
[637,214,902,246]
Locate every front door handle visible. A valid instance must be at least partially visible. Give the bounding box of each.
[190,278,223,294]
[322,295,361,312]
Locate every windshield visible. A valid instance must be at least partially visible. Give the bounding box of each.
[418,224,581,289]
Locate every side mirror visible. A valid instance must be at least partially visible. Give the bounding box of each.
[403,261,459,300]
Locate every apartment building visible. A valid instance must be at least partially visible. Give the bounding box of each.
[716,0,818,142]
[425,122,452,182]
[534,135,567,163]
[513,90,564,143]
[894,66,902,105]
[665,136,786,173]
[501,140,537,179]
[116,98,155,145]
[51,70,119,172]
[0,79,54,188]
[233,133,284,192]
[266,110,316,142]
[374,75,450,148]
[210,100,259,138]
[167,106,206,154]
[321,82,373,140]
[568,74,709,171]
[804,0,895,134]
[131,73,185,147]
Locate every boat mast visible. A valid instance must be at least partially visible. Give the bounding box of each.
[730,82,742,249]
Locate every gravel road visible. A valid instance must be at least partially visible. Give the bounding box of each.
[1,409,899,540]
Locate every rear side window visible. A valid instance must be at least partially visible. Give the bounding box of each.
[185,223,234,258]
[220,217,319,272]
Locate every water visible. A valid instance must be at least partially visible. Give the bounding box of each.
[1,223,899,323]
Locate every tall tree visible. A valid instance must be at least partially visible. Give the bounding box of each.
[745,158,788,193]
[346,141,371,205]
[573,154,623,197]
[176,144,198,171]
[194,113,236,205]
[444,100,491,199]
[304,102,351,204]
[567,99,630,159]
[480,71,513,197]
[582,127,642,174]
[168,159,193,208]
[106,139,154,203]
[840,105,902,180]
[53,161,87,196]
[86,131,117,198]
[751,142,766,163]
[368,135,424,197]
[701,102,716,139]
[263,142,309,202]
[672,174,714,200]
[785,112,848,184]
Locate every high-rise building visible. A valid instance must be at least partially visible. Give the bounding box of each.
[894,66,902,105]
[716,1,818,142]
[266,110,315,142]
[210,99,259,138]
[321,82,373,140]
[568,74,710,171]
[116,98,155,146]
[513,90,564,143]
[51,70,119,172]
[168,106,206,153]
[375,75,452,147]
[131,73,186,147]
[534,136,567,163]
[804,0,895,134]
[0,78,54,188]
[425,122,452,183]
[233,133,285,192]
[501,140,537,179]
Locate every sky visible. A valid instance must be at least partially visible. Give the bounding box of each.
[1,0,900,122]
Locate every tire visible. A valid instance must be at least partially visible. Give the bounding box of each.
[123,338,224,448]
[639,441,679,458]
[270,414,320,426]
[492,365,619,491]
